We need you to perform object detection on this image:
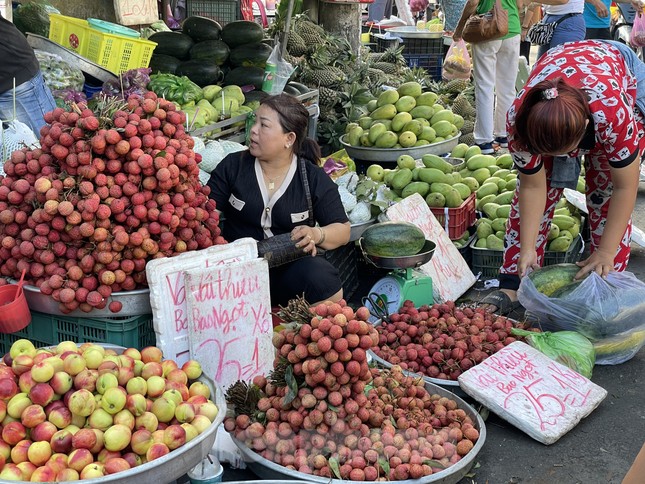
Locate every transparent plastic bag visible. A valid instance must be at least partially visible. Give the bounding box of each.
[511,328,595,378]
[632,12,645,48]
[1,120,39,163]
[262,41,294,95]
[518,270,645,364]
[442,39,472,80]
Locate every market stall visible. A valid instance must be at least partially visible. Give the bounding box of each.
[0,3,643,483]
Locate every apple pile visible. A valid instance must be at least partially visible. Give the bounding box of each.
[225,299,481,481]
[0,91,225,314]
[0,339,219,481]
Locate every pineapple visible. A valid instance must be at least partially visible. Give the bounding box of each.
[459,133,475,145]
[452,95,477,119]
[379,45,406,67]
[301,66,345,88]
[287,31,308,57]
[443,78,471,94]
[373,62,399,75]
[318,86,339,107]
[461,120,475,134]
[367,51,384,63]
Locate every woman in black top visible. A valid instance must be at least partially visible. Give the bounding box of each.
[0,12,55,134]
[207,94,350,306]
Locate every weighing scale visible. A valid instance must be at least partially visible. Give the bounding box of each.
[359,238,436,323]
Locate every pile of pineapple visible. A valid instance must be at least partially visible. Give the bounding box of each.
[270,14,477,150]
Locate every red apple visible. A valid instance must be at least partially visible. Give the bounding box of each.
[63,354,86,376]
[125,393,147,417]
[104,457,130,474]
[30,361,55,383]
[97,360,119,377]
[88,408,113,431]
[181,423,198,442]
[118,355,135,370]
[165,368,188,385]
[140,362,163,380]
[67,448,93,472]
[71,428,97,450]
[0,378,18,400]
[122,451,142,468]
[145,376,166,398]
[15,461,36,481]
[56,468,80,480]
[29,383,55,407]
[50,372,73,395]
[104,424,131,452]
[151,397,176,423]
[18,371,36,393]
[97,448,121,463]
[140,346,163,364]
[122,348,142,361]
[73,368,98,392]
[125,377,147,396]
[96,373,119,395]
[101,387,127,415]
[81,348,104,370]
[191,414,212,434]
[80,462,105,479]
[174,402,195,423]
[161,360,178,377]
[0,463,23,480]
[28,465,56,482]
[134,411,158,433]
[45,452,68,474]
[162,424,186,450]
[50,429,73,454]
[10,439,31,463]
[181,360,203,380]
[10,339,36,359]
[113,409,135,430]
[48,405,73,429]
[30,421,57,442]
[116,366,135,387]
[130,428,153,456]
[21,404,47,428]
[146,442,169,462]
[89,428,105,454]
[12,355,34,376]
[27,440,52,466]
[68,389,96,417]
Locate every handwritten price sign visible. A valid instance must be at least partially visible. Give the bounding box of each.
[113,0,158,26]
[387,194,476,302]
[146,238,257,365]
[186,258,273,389]
[459,341,607,444]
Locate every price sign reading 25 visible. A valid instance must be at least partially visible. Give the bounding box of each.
[458,342,607,444]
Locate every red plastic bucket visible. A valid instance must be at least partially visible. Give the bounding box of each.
[0,284,31,334]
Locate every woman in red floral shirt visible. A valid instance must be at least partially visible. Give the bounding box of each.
[482,40,645,314]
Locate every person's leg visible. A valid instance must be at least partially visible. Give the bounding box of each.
[586,27,612,40]
[494,35,521,140]
[585,152,633,270]
[472,40,501,152]
[519,40,531,62]
[0,72,56,135]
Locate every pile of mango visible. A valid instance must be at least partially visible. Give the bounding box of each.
[182,85,255,132]
[344,81,462,149]
[473,154,584,252]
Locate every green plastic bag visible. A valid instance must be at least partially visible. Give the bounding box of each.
[511,328,596,379]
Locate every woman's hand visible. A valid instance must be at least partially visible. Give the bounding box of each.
[575,249,615,279]
[518,248,539,278]
[291,226,320,256]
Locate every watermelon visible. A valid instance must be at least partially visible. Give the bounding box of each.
[362,222,426,258]
[148,31,194,60]
[220,21,264,48]
[228,42,273,68]
[182,16,222,42]
[527,264,580,297]
[176,60,223,87]
[190,40,230,65]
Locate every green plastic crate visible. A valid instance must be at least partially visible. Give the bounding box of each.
[471,234,583,279]
[0,311,155,355]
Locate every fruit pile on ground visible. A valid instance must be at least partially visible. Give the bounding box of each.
[371,301,534,381]
[0,340,219,481]
[0,92,225,313]
[345,81,463,150]
[224,297,482,481]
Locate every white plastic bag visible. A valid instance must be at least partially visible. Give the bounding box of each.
[518,270,645,364]
[1,120,39,163]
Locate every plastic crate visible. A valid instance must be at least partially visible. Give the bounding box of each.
[186,0,241,25]
[430,193,476,240]
[372,34,443,55]
[85,29,157,75]
[470,234,584,279]
[404,53,442,79]
[48,14,91,55]
[325,243,360,301]
[0,311,155,355]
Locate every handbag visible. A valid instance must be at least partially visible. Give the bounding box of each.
[526,13,576,45]
[256,158,317,268]
[462,0,509,43]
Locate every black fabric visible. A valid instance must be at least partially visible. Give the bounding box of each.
[269,256,342,306]
[499,273,521,291]
[207,150,348,242]
[550,156,581,189]
[0,14,40,95]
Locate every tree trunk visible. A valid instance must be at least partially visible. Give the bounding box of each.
[317,2,361,55]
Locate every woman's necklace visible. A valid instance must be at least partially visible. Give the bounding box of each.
[261,165,290,190]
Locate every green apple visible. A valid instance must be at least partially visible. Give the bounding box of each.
[366,164,385,182]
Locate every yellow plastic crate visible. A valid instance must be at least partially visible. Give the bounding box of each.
[48,14,91,56]
[85,28,157,75]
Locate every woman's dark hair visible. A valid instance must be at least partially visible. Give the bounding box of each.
[514,78,591,154]
[261,93,321,164]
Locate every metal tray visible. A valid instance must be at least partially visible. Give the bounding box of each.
[349,218,376,242]
[20,284,151,317]
[388,26,444,39]
[26,34,119,83]
[231,379,486,484]
[39,344,227,484]
[340,133,460,163]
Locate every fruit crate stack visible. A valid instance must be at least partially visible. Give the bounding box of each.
[372,34,444,79]
[185,0,242,25]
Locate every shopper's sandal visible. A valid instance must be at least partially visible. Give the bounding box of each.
[479,290,522,316]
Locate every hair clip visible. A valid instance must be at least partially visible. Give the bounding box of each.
[543,87,558,100]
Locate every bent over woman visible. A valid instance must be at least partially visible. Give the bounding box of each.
[483,40,645,314]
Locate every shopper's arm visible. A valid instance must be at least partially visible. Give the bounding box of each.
[585,0,609,16]
[517,169,548,277]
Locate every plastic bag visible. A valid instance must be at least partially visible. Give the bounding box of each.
[632,12,645,48]
[511,328,595,378]
[35,51,84,92]
[262,41,294,95]
[518,270,645,364]
[13,0,60,37]
[442,39,472,80]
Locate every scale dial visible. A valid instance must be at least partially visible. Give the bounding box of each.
[366,276,402,323]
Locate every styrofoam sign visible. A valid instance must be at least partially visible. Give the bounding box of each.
[113,0,158,25]
[459,341,607,445]
[386,193,476,302]
[186,258,273,389]
[146,238,257,365]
